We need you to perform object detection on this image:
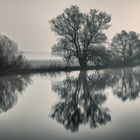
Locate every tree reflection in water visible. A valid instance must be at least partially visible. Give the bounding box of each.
[0,75,31,113]
[0,67,139,132]
[111,68,140,101]
[51,67,140,132]
[51,71,111,132]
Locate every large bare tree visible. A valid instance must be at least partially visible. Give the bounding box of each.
[50,5,111,66]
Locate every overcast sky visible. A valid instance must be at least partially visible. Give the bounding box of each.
[0,0,140,53]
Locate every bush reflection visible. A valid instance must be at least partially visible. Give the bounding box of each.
[0,75,31,112]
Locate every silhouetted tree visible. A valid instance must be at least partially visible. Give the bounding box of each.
[50,5,111,66]
[111,30,140,64]
[0,35,29,72]
[51,70,111,132]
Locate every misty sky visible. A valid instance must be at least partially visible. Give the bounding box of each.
[0,0,140,53]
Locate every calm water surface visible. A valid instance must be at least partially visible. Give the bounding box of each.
[0,67,140,140]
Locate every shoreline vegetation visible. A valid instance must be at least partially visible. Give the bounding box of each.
[0,60,139,76]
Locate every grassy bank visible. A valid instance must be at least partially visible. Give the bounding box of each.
[0,59,139,76]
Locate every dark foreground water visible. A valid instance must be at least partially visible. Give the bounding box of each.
[0,67,140,140]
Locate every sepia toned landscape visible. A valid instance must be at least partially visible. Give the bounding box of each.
[0,0,140,140]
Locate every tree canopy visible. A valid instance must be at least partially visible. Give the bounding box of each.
[50,5,111,66]
[111,30,140,64]
[0,35,28,71]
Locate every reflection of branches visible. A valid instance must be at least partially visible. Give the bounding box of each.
[51,67,140,132]
[111,68,140,101]
[51,71,111,132]
[0,75,31,112]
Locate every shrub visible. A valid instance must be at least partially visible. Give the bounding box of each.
[0,35,29,72]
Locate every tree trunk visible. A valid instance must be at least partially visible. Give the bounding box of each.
[79,58,87,67]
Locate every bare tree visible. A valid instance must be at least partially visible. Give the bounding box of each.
[111,30,140,64]
[50,5,111,66]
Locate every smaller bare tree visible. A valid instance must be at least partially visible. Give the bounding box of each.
[111,30,140,64]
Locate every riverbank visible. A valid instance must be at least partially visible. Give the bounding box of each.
[0,60,139,76]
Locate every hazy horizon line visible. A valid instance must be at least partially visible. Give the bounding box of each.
[22,51,51,53]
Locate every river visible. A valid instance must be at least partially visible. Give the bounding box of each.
[0,67,140,140]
